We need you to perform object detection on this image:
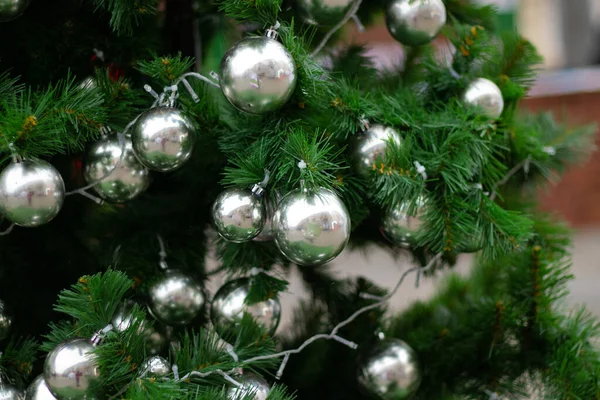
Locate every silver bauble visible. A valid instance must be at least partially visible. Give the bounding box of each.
[0,159,65,227]
[140,356,171,378]
[462,78,504,119]
[84,134,150,203]
[43,338,100,400]
[386,0,447,46]
[0,383,24,400]
[211,278,281,338]
[0,299,12,340]
[131,107,196,172]
[227,372,270,400]
[382,197,426,249]
[298,0,354,25]
[111,301,172,355]
[25,375,56,400]
[358,338,421,400]
[219,36,297,114]
[148,270,205,326]
[212,188,265,243]
[354,125,402,176]
[145,325,172,356]
[0,0,31,22]
[273,188,350,266]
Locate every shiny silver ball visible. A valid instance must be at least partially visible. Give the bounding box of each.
[43,338,100,400]
[141,356,171,378]
[220,36,297,114]
[111,301,171,355]
[273,188,351,266]
[298,0,354,25]
[145,325,172,356]
[84,134,150,203]
[131,107,196,172]
[358,338,421,400]
[148,270,205,326]
[382,197,426,249]
[211,278,281,339]
[0,159,65,227]
[212,188,265,243]
[386,0,447,46]
[462,78,504,119]
[0,299,12,341]
[0,0,31,22]
[354,125,402,176]
[0,383,24,400]
[227,372,270,400]
[25,375,56,400]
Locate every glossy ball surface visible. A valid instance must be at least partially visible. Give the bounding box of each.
[0,0,30,22]
[212,188,265,243]
[298,0,354,25]
[148,270,205,326]
[0,383,24,400]
[273,188,350,266]
[382,197,426,249]
[227,372,270,400]
[0,299,12,341]
[0,159,65,227]
[131,107,196,172]
[211,278,281,339]
[358,338,421,400]
[354,125,401,176]
[220,36,297,114]
[25,375,56,400]
[84,134,150,203]
[253,194,278,242]
[141,356,171,378]
[386,0,447,46]
[43,338,100,400]
[462,78,504,119]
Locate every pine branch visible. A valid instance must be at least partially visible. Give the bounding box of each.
[214,0,282,25]
[86,0,158,34]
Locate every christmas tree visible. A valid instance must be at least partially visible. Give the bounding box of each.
[0,0,598,399]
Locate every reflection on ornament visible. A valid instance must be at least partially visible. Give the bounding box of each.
[25,375,56,400]
[0,0,31,22]
[0,159,65,227]
[273,188,351,266]
[298,0,354,26]
[220,36,297,114]
[212,188,265,243]
[358,338,421,400]
[141,356,171,378]
[462,78,504,119]
[131,107,196,172]
[84,134,150,203]
[382,196,427,249]
[227,371,270,400]
[43,338,100,400]
[211,278,281,339]
[148,270,205,326]
[386,0,447,46]
[354,124,402,176]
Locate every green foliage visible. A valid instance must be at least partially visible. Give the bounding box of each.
[0,337,37,387]
[215,0,283,26]
[137,53,196,85]
[86,0,158,34]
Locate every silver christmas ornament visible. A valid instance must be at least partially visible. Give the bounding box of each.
[386,0,447,46]
[148,270,205,326]
[0,159,65,227]
[354,124,402,176]
[145,325,173,356]
[211,278,281,338]
[43,338,100,400]
[111,301,172,355]
[382,197,426,249]
[84,134,150,203]
[462,78,504,119]
[131,107,196,172]
[0,299,12,340]
[219,35,297,114]
[212,188,265,243]
[0,0,31,22]
[298,0,354,25]
[358,338,421,400]
[0,383,23,400]
[25,375,56,400]
[273,188,350,266]
[227,372,270,400]
[140,356,171,378]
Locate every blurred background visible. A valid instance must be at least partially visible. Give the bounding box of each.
[231,0,600,331]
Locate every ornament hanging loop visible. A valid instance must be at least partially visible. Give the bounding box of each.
[91,324,114,346]
[359,116,370,132]
[8,143,22,163]
[265,21,281,40]
[251,169,271,197]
